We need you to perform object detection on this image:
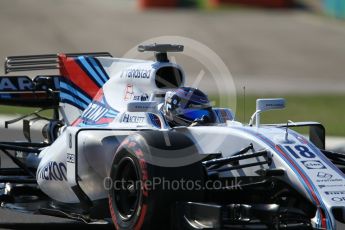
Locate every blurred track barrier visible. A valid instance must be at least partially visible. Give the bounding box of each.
[139,0,177,8]
[139,0,295,9]
[323,0,345,19]
[210,0,295,8]
[139,0,202,8]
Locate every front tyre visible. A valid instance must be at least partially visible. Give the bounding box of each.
[108,131,205,230]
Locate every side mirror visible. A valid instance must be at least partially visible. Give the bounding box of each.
[250,98,285,127]
[256,98,285,112]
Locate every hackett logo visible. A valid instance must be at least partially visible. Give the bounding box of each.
[122,114,145,123]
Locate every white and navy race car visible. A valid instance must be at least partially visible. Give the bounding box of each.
[0,44,345,229]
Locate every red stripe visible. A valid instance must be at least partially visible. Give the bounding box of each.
[275,145,320,204]
[71,118,82,126]
[58,54,100,99]
[94,88,104,101]
[134,204,147,230]
[97,117,114,124]
[108,196,119,229]
[320,208,327,229]
[275,145,327,228]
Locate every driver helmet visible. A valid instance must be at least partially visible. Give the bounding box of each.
[163,87,215,127]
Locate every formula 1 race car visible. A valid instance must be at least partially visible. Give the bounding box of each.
[1,44,345,230]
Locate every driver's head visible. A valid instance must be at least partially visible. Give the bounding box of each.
[163,87,215,127]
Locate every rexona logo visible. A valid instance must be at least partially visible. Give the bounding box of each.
[38,161,67,181]
[82,102,109,122]
[301,160,326,169]
[0,77,33,91]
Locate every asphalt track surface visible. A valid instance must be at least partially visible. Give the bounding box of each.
[0,0,345,228]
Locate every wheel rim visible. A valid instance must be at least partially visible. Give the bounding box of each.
[113,156,141,221]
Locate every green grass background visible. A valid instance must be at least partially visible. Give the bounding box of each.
[215,94,345,137]
[0,94,344,136]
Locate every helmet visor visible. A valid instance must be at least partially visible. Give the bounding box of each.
[180,108,213,122]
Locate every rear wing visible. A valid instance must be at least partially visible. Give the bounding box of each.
[1,52,114,126]
[0,75,60,107]
[1,52,112,108]
[5,52,112,74]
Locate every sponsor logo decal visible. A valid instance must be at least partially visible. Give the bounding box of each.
[316,178,342,183]
[325,191,345,195]
[301,160,326,169]
[67,153,75,163]
[317,172,333,180]
[124,84,134,101]
[318,184,344,189]
[133,93,149,101]
[130,104,156,111]
[69,133,72,148]
[124,84,149,102]
[316,172,342,183]
[0,77,33,91]
[38,161,67,181]
[124,69,151,79]
[81,102,109,122]
[122,114,145,123]
[331,197,345,203]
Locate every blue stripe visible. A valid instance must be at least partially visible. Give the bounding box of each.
[289,130,345,180]
[214,110,222,123]
[233,127,317,201]
[232,127,332,229]
[60,92,88,109]
[317,210,321,228]
[100,94,118,115]
[277,144,318,202]
[260,134,331,228]
[288,131,344,228]
[60,88,89,108]
[278,146,330,228]
[78,122,109,127]
[226,110,234,120]
[278,145,331,228]
[88,57,108,83]
[60,82,92,105]
[78,56,104,86]
[107,110,118,116]
[104,114,118,118]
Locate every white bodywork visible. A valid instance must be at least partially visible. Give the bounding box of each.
[36,56,345,230]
